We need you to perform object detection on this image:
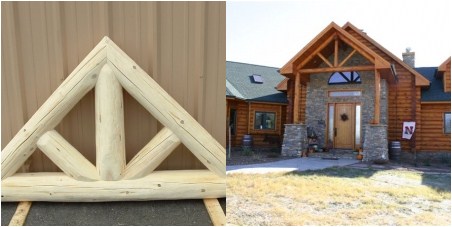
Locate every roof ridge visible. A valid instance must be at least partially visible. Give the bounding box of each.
[226,61,280,70]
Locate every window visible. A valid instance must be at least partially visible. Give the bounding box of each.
[445,112,451,134]
[229,109,237,135]
[355,105,361,146]
[329,90,362,97]
[328,71,361,84]
[254,112,276,130]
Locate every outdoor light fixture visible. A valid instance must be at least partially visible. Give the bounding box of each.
[390,63,398,83]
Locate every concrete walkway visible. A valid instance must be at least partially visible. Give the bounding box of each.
[227,157,359,174]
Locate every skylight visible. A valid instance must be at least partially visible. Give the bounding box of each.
[251,74,263,83]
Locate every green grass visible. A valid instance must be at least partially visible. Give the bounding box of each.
[227,167,451,226]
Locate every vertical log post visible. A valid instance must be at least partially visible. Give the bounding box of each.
[334,36,339,67]
[95,64,125,180]
[373,69,381,124]
[293,72,301,123]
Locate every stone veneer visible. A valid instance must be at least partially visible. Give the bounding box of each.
[281,124,306,156]
[304,52,388,149]
[362,124,388,161]
[281,48,389,156]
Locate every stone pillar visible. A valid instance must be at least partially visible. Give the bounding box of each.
[363,124,388,162]
[281,124,307,157]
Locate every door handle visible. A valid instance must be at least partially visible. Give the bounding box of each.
[334,128,337,137]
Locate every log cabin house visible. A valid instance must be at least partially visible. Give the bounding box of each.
[278,22,450,162]
[226,61,287,150]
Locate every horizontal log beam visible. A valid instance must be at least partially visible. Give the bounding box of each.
[2,170,225,202]
[123,127,181,180]
[299,65,374,74]
[37,130,99,181]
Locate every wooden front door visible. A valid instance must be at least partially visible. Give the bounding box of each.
[334,103,354,149]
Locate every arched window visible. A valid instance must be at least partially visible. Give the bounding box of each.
[328,71,361,84]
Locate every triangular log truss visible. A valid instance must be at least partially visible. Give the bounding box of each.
[1,37,226,202]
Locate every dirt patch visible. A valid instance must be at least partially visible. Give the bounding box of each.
[227,167,451,225]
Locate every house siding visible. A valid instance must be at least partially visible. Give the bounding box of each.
[345,28,421,151]
[227,99,285,149]
[419,103,451,151]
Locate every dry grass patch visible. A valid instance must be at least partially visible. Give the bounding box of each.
[227,167,450,226]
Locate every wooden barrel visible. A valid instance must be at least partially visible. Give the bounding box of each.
[242,134,253,149]
[389,141,401,162]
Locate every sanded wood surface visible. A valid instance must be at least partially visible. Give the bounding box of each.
[1,39,106,180]
[123,127,181,180]
[1,2,225,172]
[203,198,226,226]
[8,201,32,226]
[107,39,226,178]
[2,170,225,202]
[95,64,126,181]
[37,130,99,181]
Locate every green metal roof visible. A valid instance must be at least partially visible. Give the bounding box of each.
[416,67,451,102]
[226,61,287,104]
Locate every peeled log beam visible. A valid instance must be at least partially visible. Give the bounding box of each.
[204,198,226,226]
[1,170,225,202]
[123,127,181,180]
[1,39,107,180]
[37,130,99,181]
[95,64,126,181]
[106,39,226,178]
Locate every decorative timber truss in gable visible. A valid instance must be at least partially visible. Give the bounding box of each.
[279,22,395,125]
[1,37,226,202]
[280,22,390,77]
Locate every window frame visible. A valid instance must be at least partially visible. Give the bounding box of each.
[444,112,451,134]
[253,111,277,131]
[328,71,361,85]
[328,90,362,97]
[229,108,237,135]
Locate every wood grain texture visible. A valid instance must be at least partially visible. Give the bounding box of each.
[37,130,99,181]
[95,64,126,181]
[1,39,106,180]
[8,201,32,226]
[227,100,285,148]
[203,198,226,226]
[1,2,225,172]
[419,103,451,151]
[2,170,225,201]
[123,127,181,180]
[107,39,226,178]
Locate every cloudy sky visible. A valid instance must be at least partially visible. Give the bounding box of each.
[227,0,451,68]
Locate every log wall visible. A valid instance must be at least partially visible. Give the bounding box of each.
[1,2,225,172]
[227,100,285,148]
[419,103,451,151]
[345,28,421,151]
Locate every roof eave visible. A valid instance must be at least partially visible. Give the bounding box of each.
[342,22,430,87]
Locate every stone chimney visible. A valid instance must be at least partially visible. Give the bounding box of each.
[402,47,415,68]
